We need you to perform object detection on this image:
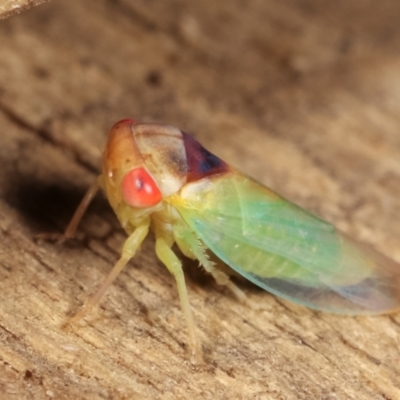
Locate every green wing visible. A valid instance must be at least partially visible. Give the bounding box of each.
[171,171,400,314]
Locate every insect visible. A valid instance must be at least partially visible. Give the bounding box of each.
[45,119,400,362]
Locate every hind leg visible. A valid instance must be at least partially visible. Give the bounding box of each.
[173,223,247,303]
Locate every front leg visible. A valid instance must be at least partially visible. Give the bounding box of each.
[155,236,202,363]
[37,178,101,243]
[68,222,149,324]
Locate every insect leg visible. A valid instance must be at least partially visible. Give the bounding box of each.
[37,178,100,243]
[68,222,149,324]
[155,236,202,363]
[174,223,247,303]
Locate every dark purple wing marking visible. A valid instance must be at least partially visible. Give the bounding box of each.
[182,132,230,183]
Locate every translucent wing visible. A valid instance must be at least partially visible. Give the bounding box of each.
[171,171,400,314]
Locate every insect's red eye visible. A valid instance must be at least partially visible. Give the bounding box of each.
[121,167,162,208]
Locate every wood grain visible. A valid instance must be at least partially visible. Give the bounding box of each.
[0,1,399,399]
[0,0,49,20]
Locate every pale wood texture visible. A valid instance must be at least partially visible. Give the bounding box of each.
[0,0,48,20]
[0,1,400,399]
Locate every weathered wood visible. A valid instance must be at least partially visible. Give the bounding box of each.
[0,1,399,399]
[0,0,49,20]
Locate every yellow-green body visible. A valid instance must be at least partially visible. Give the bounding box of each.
[53,119,400,361]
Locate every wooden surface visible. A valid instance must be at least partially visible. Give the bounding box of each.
[0,1,400,399]
[0,0,48,20]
